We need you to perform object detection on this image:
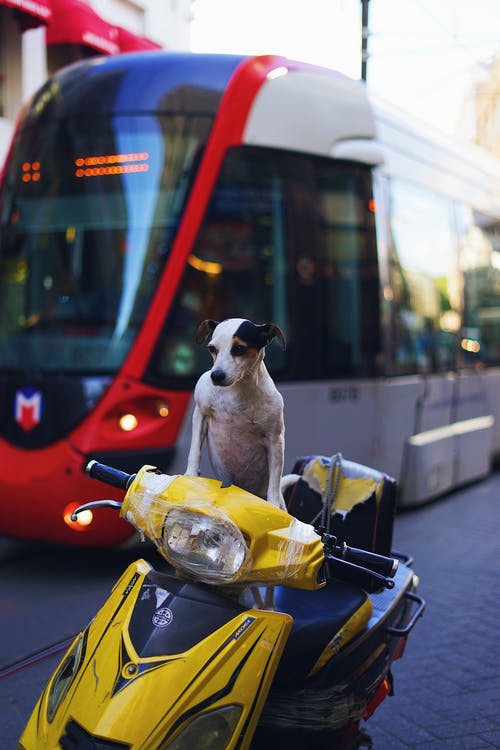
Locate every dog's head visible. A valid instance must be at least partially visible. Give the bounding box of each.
[195,318,286,387]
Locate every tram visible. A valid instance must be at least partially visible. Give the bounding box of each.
[0,52,499,546]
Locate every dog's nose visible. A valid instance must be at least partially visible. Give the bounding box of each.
[211,369,226,386]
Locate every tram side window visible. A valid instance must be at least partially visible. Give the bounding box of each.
[459,209,500,366]
[150,147,289,384]
[316,165,379,376]
[387,180,460,374]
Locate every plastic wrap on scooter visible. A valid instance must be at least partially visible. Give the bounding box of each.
[121,468,325,589]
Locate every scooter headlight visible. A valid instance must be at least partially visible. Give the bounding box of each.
[161,508,249,583]
[160,705,242,750]
[46,635,84,722]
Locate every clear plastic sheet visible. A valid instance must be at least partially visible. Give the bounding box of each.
[123,472,251,584]
[122,470,176,537]
[261,682,369,731]
[121,469,324,589]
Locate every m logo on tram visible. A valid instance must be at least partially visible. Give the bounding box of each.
[15,388,42,432]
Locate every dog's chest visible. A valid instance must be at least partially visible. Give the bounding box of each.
[207,395,268,439]
[204,391,275,483]
[206,405,270,494]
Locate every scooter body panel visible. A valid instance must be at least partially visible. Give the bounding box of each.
[19,560,293,750]
[19,459,425,750]
[255,561,420,747]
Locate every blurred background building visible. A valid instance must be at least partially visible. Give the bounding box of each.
[473,55,500,158]
[0,0,191,164]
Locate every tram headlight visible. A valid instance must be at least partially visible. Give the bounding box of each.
[118,412,138,431]
[161,509,249,584]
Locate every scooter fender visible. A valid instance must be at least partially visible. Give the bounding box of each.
[19,559,293,750]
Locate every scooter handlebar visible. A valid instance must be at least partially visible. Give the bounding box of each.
[85,460,134,491]
[341,544,399,579]
[322,532,399,589]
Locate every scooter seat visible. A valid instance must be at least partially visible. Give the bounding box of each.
[272,581,370,684]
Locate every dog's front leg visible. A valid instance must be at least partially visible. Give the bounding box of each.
[186,406,207,476]
[266,434,286,511]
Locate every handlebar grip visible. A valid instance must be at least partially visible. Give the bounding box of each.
[342,544,398,579]
[85,460,133,490]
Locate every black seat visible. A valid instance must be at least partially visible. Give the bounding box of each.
[272,581,370,684]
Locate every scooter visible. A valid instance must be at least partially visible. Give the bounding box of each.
[19,457,425,750]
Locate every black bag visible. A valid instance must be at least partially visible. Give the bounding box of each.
[284,454,397,558]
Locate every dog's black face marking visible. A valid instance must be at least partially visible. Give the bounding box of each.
[234,321,268,351]
[234,320,286,351]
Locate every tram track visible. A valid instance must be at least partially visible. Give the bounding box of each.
[0,636,74,680]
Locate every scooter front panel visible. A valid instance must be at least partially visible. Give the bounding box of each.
[126,569,246,659]
[19,559,293,750]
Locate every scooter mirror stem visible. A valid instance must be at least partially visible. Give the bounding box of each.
[70,499,122,521]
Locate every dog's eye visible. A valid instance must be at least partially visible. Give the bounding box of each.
[207,345,217,356]
[231,344,247,357]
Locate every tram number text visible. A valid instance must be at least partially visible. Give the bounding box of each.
[329,386,359,403]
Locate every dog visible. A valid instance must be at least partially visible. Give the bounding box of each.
[185,318,288,510]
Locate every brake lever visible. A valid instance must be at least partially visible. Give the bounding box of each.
[71,499,122,521]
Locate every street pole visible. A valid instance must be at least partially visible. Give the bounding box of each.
[361,0,370,82]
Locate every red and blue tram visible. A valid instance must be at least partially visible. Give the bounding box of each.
[0,52,499,545]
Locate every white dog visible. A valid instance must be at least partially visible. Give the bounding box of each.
[186,318,288,510]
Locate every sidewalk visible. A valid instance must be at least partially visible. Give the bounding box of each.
[368,471,500,749]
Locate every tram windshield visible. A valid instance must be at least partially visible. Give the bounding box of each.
[0,113,212,373]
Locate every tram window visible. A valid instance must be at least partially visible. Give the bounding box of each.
[316,165,379,376]
[387,180,460,374]
[150,148,380,385]
[0,113,212,373]
[459,209,500,366]
[150,147,289,384]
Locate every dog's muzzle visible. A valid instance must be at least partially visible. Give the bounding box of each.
[210,369,228,386]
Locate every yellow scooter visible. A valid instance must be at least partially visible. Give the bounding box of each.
[19,459,425,750]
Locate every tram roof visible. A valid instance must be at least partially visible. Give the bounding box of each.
[370,95,500,216]
[24,52,247,121]
[23,50,500,216]
[24,52,373,133]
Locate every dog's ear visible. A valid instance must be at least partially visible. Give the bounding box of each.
[259,323,286,351]
[195,319,219,344]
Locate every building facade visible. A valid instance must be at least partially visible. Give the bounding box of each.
[474,56,500,160]
[0,0,192,164]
